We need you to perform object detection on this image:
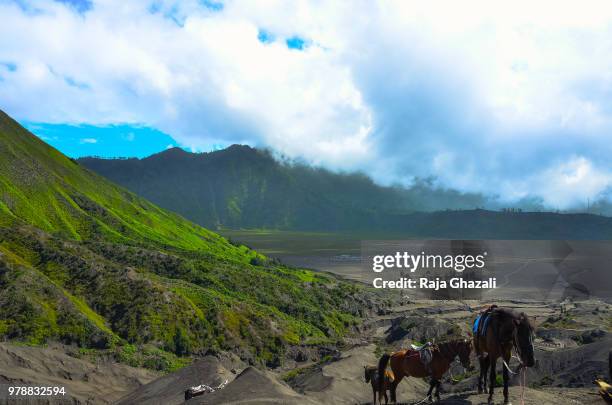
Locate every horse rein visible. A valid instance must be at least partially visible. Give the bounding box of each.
[510,327,530,405]
[510,325,533,371]
[499,323,530,405]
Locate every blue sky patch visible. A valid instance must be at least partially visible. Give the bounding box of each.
[64,75,90,89]
[23,121,179,158]
[258,29,275,44]
[148,2,161,14]
[54,0,92,13]
[1,62,17,72]
[286,36,308,50]
[200,0,223,11]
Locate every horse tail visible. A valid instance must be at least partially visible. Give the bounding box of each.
[378,353,391,393]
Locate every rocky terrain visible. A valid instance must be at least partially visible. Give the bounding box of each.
[1,288,607,404]
[114,297,611,404]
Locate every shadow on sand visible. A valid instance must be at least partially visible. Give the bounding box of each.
[358,392,475,405]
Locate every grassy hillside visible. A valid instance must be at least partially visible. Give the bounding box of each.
[0,111,241,252]
[0,110,368,370]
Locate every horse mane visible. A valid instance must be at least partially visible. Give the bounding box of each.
[436,338,469,356]
[493,307,534,331]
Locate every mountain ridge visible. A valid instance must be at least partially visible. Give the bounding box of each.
[79,145,612,239]
[79,145,486,230]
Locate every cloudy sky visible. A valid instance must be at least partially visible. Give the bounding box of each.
[2,0,612,209]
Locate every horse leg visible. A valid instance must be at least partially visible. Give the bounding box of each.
[390,375,403,404]
[488,357,497,404]
[383,389,389,405]
[426,378,435,401]
[502,352,511,404]
[484,355,490,387]
[478,356,484,393]
[480,355,490,394]
[372,387,377,405]
[502,361,510,404]
[434,379,442,402]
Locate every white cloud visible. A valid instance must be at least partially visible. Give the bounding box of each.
[3,0,612,208]
[80,137,98,144]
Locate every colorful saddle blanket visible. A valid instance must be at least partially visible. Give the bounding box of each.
[473,312,492,337]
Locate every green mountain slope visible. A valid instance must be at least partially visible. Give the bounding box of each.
[0,111,237,252]
[0,110,367,369]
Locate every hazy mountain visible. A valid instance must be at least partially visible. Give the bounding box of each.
[80,146,612,239]
[0,110,366,369]
[79,145,488,230]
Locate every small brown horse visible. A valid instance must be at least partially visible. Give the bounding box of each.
[474,307,535,404]
[365,365,394,405]
[378,339,473,403]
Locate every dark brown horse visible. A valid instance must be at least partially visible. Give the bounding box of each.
[474,307,535,404]
[378,339,472,403]
[365,365,394,405]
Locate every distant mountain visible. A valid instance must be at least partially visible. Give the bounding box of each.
[79,145,486,230]
[80,146,612,239]
[0,110,367,369]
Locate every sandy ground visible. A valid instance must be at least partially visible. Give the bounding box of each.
[129,297,608,405]
[116,356,235,405]
[0,342,158,404]
[1,299,608,405]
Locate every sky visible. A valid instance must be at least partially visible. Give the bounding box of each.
[2,0,612,209]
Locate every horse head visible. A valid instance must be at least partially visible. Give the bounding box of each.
[513,312,535,367]
[458,339,474,371]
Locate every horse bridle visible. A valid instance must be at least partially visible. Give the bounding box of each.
[509,321,533,371]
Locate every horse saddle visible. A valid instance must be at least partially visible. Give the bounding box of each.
[410,342,433,366]
[410,342,432,351]
[473,311,493,337]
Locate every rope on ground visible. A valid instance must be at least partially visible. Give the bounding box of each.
[519,365,526,405]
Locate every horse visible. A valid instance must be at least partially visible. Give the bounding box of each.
[364,365,394,405]
[473,307,535,404]
[377,339,472,403]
